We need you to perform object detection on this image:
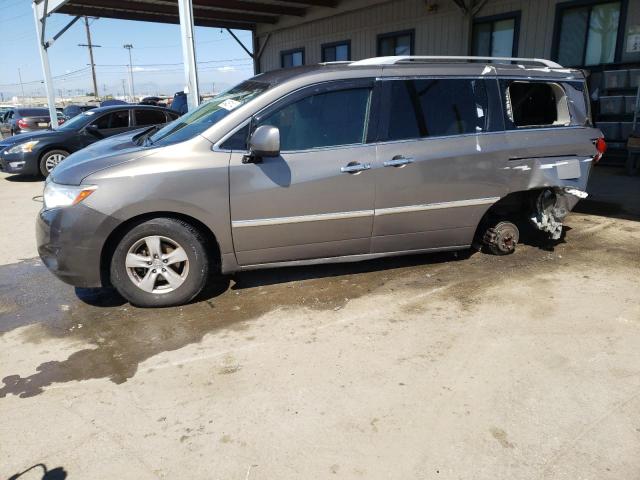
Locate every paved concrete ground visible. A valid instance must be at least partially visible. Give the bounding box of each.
[0,168,639,479]
[0,173,42,265]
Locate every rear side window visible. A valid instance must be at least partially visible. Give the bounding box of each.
[504,81,570,128]
[135,109,166,126]
[255,88,371,151]
[381,79,489,141]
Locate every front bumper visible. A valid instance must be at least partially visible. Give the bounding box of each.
[0,150,39,175]
[36,204,119,288]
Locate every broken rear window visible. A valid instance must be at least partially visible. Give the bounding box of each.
[504,81,570,129]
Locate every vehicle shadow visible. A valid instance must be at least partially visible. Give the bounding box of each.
[8,464,67,480]
[4,174,42,183]
[229,249,472,291]
[75,249,471,306]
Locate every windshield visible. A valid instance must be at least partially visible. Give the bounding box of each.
[148,80,269,145]
[58,110,96,131]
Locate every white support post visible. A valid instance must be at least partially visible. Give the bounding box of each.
[177,0,199,111]
[32,2,58,129]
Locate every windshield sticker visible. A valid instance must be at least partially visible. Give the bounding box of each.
[219,99,241,111]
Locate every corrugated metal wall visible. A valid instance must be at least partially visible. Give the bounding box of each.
[255,0,640,72]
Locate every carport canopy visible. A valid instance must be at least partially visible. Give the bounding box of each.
[32,0,340,127]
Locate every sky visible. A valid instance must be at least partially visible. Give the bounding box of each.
[0,0,255,100]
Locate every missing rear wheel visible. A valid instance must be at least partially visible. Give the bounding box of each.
[483,221,519,256]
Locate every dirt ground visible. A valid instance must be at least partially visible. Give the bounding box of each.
[0,167,639,479]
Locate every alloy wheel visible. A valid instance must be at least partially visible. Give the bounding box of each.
[44,153,66,172]
[125,235,190,294]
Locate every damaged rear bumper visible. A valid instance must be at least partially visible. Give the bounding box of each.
[530,187,588,240]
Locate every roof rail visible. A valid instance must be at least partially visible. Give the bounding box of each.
[349,56,563,69]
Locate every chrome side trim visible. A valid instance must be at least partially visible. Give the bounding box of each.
[375,197,500,216]
[233,197,500,228]
[237,245,471,271]
[232,209,374,228]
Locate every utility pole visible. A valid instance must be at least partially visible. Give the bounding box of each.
[17,67,26,105]
[121,79,126,99]
[78,17,101,99]
[123,44,135,102]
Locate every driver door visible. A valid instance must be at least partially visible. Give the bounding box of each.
[228,80,378,266]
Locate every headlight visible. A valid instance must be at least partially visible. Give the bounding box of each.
[7,140,39,154]
[43,182,97,210]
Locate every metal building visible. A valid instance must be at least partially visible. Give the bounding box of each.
[254,0,640,72]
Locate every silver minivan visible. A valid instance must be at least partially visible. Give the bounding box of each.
[37,56,605,307]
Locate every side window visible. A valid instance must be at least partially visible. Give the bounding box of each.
[94,110,129,129]
[504,81,570,128]
[382,79,489,141]
[221,124,250,151]
[111,110,130,128]
[255,88,371,151]
[135,109,167,126]
[93,113,112,130]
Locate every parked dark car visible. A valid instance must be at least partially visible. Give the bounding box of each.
[62,104,96,119]
[140,96,167,106]
[0,107,63,136]
[0,105,179,177]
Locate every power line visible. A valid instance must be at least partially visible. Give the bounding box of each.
[0,67,92,87]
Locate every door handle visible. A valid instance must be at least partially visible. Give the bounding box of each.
[384,156,414,167]
[341,162,371,174]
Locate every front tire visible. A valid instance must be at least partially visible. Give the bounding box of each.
[110,218,209,307]
[39,149,69,177]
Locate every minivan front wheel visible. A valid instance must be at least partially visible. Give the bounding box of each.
[110,218,209,307]
[39,149,69,177]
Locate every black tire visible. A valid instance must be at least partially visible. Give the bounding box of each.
[39,149,69,178]
[110,218,209,307]
[483,220,519,256]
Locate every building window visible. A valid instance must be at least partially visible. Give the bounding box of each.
[281,48,304,68]
[554,1,622,66]
[377,30,414,56]
[322,41,351,62]
[472,13,520,57]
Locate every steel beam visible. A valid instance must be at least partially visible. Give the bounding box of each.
[178,0,200,111]
[32,1,59,129]
[59,0,277,24]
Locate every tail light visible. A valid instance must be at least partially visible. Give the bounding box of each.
[17,119,28,129]
[594,137,607,163]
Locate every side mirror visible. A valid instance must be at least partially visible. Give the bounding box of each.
[243,125,280,164]
[85,124,103,138]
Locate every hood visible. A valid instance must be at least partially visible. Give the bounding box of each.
[0,129,62,146]
[51,131,155,185]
